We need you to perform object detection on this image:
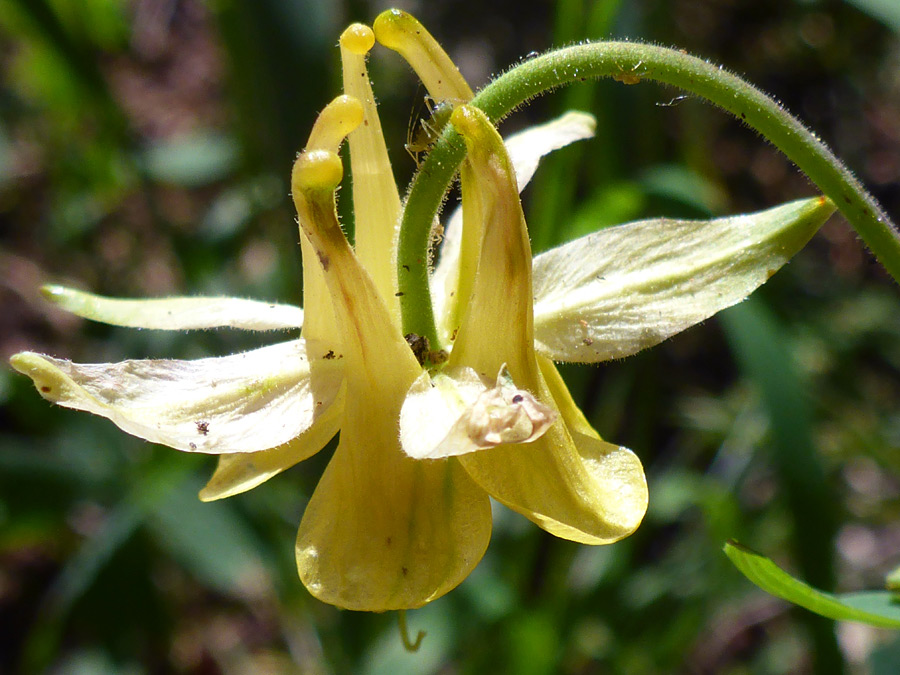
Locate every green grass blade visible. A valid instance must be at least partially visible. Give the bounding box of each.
[726,541,900,629]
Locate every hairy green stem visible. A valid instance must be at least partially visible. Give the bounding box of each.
[397,41,900,348]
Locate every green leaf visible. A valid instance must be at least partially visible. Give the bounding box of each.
[725,541,900,629]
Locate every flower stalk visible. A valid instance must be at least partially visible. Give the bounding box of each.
[397,41,900,348]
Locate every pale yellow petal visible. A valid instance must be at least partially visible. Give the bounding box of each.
[292,149,416,387]
[199,385,345,501]
[532,197,835,362]
[540,355,647,539]
[296,392,492,611]
[291,132,492,610]
[9,340,343,454]
[446,106,647,543]
[299,95,365,346]
[432,112,596,345]
[42,285,304,331]
[446,106,536,382]
[458,358,647,545]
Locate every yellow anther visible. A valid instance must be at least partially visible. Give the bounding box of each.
[373,9,473,103]
[306,95,365,154]
[340,23,375,55]
[292,150,344,193]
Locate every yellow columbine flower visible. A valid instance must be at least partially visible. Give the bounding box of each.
[9,11,835,611]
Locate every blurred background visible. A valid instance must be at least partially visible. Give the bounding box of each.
[2,0,900,672]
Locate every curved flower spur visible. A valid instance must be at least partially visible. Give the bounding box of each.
[10,10,837,611]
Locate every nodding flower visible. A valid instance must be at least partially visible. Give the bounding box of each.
[10,10,834,611]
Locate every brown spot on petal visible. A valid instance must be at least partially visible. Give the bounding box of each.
[196,421,210,436]
[40,386,51,393]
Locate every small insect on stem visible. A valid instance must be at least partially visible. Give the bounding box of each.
[404,332,448,367]
[406,96,456,166]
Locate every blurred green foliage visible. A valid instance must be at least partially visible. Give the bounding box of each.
[2,0,900,672]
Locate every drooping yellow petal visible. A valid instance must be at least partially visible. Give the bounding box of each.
[446,105,538,381]
[448,105,647,543]
[457,356,647,544]
[41,285,305,331]
[290,135,491,610]
[297,389,492,610]
[432,111,597,343]
[536,355,647,540]
[199,384,345,501]
[461,421,647,544]
[291,151,413,385]
[340,24,402,319]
